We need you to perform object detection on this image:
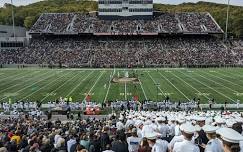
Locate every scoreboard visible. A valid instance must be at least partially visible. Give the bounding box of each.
[98,0,153,19]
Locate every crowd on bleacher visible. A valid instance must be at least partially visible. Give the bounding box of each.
[1,107,243,152]
[29,12,222,34]
[1,36,243,67]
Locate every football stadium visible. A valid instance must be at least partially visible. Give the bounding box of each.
[0,0,243,152]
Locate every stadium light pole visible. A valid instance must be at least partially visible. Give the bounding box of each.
[225,0,230,41]
[11,0,16,38]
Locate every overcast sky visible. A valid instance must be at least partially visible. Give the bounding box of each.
[0,0,242,7]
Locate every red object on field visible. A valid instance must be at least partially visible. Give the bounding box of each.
[86,95,91,102]
[85,105,100,115]
[134,95,139,101]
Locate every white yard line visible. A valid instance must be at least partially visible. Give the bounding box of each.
[138,78,148,100]
[0,71,53,101]
[66,71,94,97]
[18,71,70,101]
[40,72,80,102]
[158,71,190,101]
[215,71,243,78]
[178,71,235,103]
[211,71,242,88]
[0,71,41,93]
[83,71,104,101]
[147,72,166,98]
[196,72,238,93]
[0,71,30,83]
[103,69,116,103]
[171,71,210,100]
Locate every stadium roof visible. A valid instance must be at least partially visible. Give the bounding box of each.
[0,25,26,38]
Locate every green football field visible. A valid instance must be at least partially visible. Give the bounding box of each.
[0,68,242,103]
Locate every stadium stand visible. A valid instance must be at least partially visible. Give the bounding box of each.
[1,11,242,67]
[0,36,243,67]
[1,11,243,68]
[29,12,223,34]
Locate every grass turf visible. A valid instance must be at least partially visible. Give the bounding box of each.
[0,68,242,103]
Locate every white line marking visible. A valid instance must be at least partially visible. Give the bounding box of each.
[103,69,116,103]
[178,70,235,102]
[138,78,148,100]
[0,71,41,93]
[18,71,70,101]
[0,71,52,101]
[218,70,243,78]
[196,71,238,93]
[211,71,242,88]
[0,71,30,83]
[147,72,166,98]
[171,71,210,100]
[66,71,94,97]
[83,71,104,101]
[158,71,190,101]
[40,72,80,102]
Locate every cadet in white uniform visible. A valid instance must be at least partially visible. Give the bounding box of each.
[202,124,224,152]
[125,116,135,128]
[157,117,169,138]
[127,128,141,152]
[173,123,200,152]
[146,132,168,152]
[217,127,243,152]
[116,117,125,131]
[136,121,143,138]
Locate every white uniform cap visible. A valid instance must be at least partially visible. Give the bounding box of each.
[226,120,236,128]
[196,117,206,121]
[168,116,175,121]
[177,118,185,124]
[180,123,196,134]
[145,132,159,140]
[235,117,243,123]
[215,117,225,124]
[156,117,165,122]
[205,117,213,125]
[144,120,152,125]
[216,128,243,143]
[135,120,143,127]
[202,125,218,133]
[194,125,201,132]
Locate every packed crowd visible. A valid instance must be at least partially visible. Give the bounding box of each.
[177,13,220,33]
[110,100,199,111]
[1,36,243,67]
[0,101,42,116]
[29,12,222,34]
[1,107,243,152]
